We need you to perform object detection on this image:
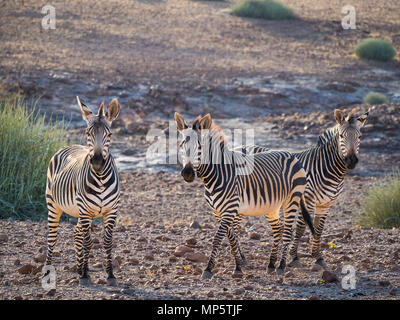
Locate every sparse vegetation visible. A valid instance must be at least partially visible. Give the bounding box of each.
[354,38,396,62]
[232,0,296,20]
[0,96,68,220]
[363,92,388,105]
[358,172,400,228]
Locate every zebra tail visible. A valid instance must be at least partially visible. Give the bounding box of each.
[300,197,315,236]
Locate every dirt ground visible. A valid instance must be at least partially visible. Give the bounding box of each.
[0,0,400,300]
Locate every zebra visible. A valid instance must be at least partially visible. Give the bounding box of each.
[45,96,121,286]
[239,108,369,271]
[174,112,314,280]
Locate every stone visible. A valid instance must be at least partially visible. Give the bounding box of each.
[46,289,56,296]
[309,295,320,300]
[34,254,46,263]
[184,252,208,263]
[14,259,21,266]
[190,221,201,229]
[322,271,339,283]
[0,234,8,242]
[185,238,197,246]
[129,258,139,265]
[173,245,194,257]
[234,288,245,295]
[379,280,390,287]
[17,264,34,275]
[249,232,261,240]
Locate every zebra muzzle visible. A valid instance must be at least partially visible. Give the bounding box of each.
[181,164,195,183]
[90,153,106,172]
[344,154,358,170]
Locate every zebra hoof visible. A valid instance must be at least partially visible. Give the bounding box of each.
[276,267,285,276]
[288,258,303,268]
[107,277,117,287]
[201,270,213,280]
[267,267,275,274]
[79,276,91,286]
[311,259,328,272]
[232,269,243,278]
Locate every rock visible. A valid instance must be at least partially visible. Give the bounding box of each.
[17,264,34,275]
[97,279,106,285]
[137,236,148,243]
[4,280,10,286]
[0,234,8,242]
[14,259,21,266]
[14,296,23,300]
[185,238,197,247]
[322,271,339,283]
[46,289,56,296]
[249,232,261,240]
[244,285,254,291]
[207,291,214,298]
[173,245,193,257]
[184,252,208,263]
[309,295,320,300]
[113,256,123,266]
[389,288,397,296]
[379,280,390,287]
[234,288,245,295]
[122,249,130,254]
[144,254,154,261]
[129,258,139,265]
[190,221,201,229]
[34,254,46,263]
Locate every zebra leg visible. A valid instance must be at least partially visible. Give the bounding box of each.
[233,214,247,266]
[311,207,330,271]
[266,213,282,274]
[288,198,315,268]
[104,211,117,286]
[202,211,235,280]
[77,216,92,285]
[227,226,244,276]
[276,205,298,275]
[73,223,83,274]
[45,199,62,266]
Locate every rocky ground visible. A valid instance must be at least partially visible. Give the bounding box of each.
[0,173,399,300]
[0,0,400,300]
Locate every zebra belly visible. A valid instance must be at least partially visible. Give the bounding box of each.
[238,202,281,217]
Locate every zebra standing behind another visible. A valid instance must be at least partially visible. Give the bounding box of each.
[174,113,314,280]
[45,97,121,286]
[240,108,369,271]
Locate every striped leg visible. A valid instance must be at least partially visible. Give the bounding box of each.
[266,212,282,273]
[227,226,244,275]
[45,198,62,266]
[202,210,237,280]
[311,206,330,271]
[77,215,92,285]
[233,214,247,266]
[276,203,298,274]
[104,210,117,286]
[289,198,315,268]
[73,223,83,273]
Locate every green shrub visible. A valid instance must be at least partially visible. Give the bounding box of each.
[354,38,396,62]
[363,92,387,105]
[232,0,296,20]
[0,96,68,220]
[357,172,400,228]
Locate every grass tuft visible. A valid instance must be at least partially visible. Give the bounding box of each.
[354,38,396,62]
[0,96,68,220]
[357,171,400,229]
[363,92,388,105]
[232,0,296,20]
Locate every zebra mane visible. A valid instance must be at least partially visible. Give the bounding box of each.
[316,126,338,147]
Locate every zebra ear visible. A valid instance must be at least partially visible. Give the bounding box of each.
[200,114,212,130]
[334,109,345,125]
[105,99,120,122]
[97,101,105,117]
[357,109,369,128]
[77,96,92,122]
[174,112,188,131]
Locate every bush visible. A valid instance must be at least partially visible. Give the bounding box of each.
[363,92,387,105]
[357,172,400,228]
[232,0,296,20]
[354,38,396,62]
[0,96,68,220]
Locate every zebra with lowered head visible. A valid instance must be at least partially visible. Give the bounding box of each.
[174,112,314,279]
[45,97,121,285]
[239,108,369,271]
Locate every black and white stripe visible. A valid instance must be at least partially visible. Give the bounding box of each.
[45,97,121,285]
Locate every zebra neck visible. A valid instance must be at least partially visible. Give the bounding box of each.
[323,133,348,178]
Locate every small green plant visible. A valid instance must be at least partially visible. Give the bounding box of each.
[0,96,68,220]
[354,38,396,62]
[357,171,400,228]
[363,92,387,105]
[232,0,296,20]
